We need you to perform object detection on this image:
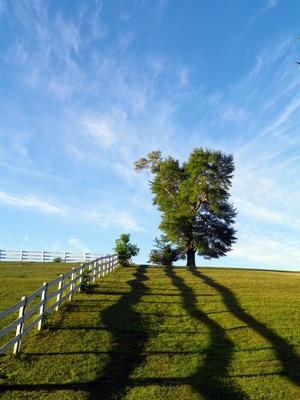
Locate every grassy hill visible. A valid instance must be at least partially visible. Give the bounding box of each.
[0,262,79,311]
[0,264,299,399]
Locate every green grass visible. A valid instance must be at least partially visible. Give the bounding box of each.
[0,264,299,399]
[0,262,79,311]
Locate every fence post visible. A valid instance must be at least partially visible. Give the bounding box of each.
[13,296,27,355]
[99,259,102,277]
[92,262,96,282]
[79,265,84,291]
[97,260,101,278]
[56,274,64,311]
[38,282,48,331]
[20,250,23,262]
[69,267,75,301]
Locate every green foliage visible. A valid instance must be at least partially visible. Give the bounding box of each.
[114,233,139,266]
[135,148,237,267]
[53,257,63,263]
[148,235,185,267]
[80,270,92,293]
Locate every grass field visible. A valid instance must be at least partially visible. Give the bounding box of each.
[0,262,79,311]
[0,264,299,399]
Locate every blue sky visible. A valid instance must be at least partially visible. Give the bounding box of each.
[0,0,300,270]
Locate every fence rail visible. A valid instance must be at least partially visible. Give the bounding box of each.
[0,254,118,355]
[0,249,104,263]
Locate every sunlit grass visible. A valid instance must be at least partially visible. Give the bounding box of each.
[0,264,299,399]
[0,262,79,311]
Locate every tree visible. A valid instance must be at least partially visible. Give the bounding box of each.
[114,233,139,266]
[148,235,185,267]
[135,148,237,268]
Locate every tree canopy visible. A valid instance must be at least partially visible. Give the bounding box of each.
[135,148,237,268]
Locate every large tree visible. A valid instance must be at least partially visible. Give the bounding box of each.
[135,148,237,268]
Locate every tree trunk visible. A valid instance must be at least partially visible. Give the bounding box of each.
[186,248,196,269]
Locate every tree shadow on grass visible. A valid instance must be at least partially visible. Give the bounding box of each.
[89,264,150,400]
[191,270,300,387]
[165,268,248,400]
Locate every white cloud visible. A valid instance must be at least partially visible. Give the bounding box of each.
[0,129,32,167]
[148,54,167,77]
[0,0,6,16]
[0,190,143,232]
[82,209,145,232]
[247,0,279,27]
[68,238,89,252]
[90,0,107,40]
[178,67,189,88]
[221,105,247,123]
[0,191,67,215]
[55,13,80,56]
[83,117,117,147]
[266,0,279,11]
[232,234,300,268]
[234,197,285,224]
[267,97,300,133]
[118,31,134,50]
[117,212,144,231]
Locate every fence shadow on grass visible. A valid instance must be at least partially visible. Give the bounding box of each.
[191,270,300,388]
[165,268,248,400]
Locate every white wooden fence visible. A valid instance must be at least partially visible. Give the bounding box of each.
[0,249,104,263]
[0,254,118,355]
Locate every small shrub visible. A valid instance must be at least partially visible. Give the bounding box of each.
[53,257,63,263]
[80,271,92,293]
[114,233,139,266]
[148,235,185,267]
[41,312,52,329]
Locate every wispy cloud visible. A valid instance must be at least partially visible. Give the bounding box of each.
[68,238,89,252]
[83,117,117,147]
[0,191,67,215]
[0,0,6,16]
[234,197,300,231]
[0,129,32,168]
[23,234,30,242]
[247,0,279,27]
[118,31,135,50]
[0,190,143,232]
[177,66,189,88]
[232,233,300,268]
